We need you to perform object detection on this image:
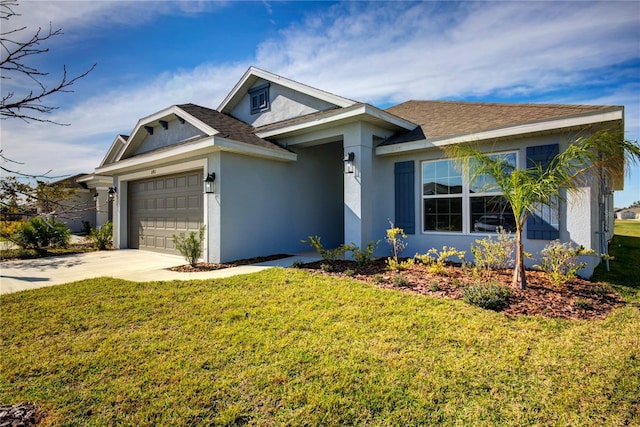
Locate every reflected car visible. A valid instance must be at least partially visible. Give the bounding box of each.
[473,214,516,232]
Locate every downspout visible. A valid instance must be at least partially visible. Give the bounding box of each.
[598,161,610,272]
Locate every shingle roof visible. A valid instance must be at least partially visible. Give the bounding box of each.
[382,101,621,145]
[177,103,290,153]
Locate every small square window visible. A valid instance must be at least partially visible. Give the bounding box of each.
[249,83,270,114]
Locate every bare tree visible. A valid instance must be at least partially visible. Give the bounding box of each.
[0,0,96,124]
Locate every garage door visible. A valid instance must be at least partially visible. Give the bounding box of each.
[128,171,203,254]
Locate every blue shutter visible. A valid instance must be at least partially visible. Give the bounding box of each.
[526,144,560,240]
[394,161,415,234]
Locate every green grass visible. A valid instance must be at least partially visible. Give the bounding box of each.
[2,266,639,426]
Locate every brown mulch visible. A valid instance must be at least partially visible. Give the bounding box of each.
[168,254,293,272]
[0,402,47,426]
[301,258,624,320]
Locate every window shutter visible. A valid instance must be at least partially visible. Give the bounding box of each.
[394,161,415,234]
[526,144,560,240]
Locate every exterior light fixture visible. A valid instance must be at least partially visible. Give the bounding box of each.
[93,192,99,202]
[108,187,117,201]
[203,173,216,194]
[343,152,355,174]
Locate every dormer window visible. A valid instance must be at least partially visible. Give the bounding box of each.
[249,83,270,114]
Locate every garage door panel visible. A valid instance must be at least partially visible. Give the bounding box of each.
[128,171,203,255]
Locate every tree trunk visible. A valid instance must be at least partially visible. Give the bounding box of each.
[512,226,527,290]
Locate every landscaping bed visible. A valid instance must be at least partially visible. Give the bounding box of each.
[301,258,624,320]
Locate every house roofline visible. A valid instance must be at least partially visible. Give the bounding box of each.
[255,103,417,139]
[96,135,297,176]
[376,108,624,156]
[218,66,357,114]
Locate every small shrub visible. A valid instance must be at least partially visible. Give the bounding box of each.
[393,275,409,287]
[471,227,515,271]
[12,216,70,251]
[343,268,356,277]
[429,281,441,291]
[172,226,205,267]
[320,263,333,272]
[81,220,93,235]
[534,240,595,286]
[348,240,380,266]
[302,235,349,263]
[574,298,593,310]
[88,221,113,250]
[291,260,304,268]
[386,221,408,259]
[373,274,384,285]
[591,284,610,298]
[416,246,466,275]
[463,282,512,310]
[386,257,414,271]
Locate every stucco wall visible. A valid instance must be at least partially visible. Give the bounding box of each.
[230,79,338,127]
[135,118,203,156]
[217,142,343,262]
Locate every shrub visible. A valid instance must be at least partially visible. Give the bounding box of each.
[574,298,593,310]
[471,227,515,271]
[386,257,415,271]
[416,246,466,275]
[393,275,409,287]
[12,216,70,251]
[463,282,512,310]
[88,221,113,250]
[302,235,349,263]
[534,240,595,286]
[172,226,206,267]
[81,220,93,235]
[348,240,380,266]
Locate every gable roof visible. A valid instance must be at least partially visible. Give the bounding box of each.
[218,67,356,114]
[382,101,623,146]
[177,104,289,153]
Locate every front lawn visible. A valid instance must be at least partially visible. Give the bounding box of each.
[2,267,639,425]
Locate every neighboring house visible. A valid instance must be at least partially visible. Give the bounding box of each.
[81,67,625,277]
[618,208,640,220]
[42,174,96,234]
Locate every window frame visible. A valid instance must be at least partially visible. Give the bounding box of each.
[421,150,519,235]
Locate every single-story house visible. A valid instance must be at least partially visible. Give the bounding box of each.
[81,67,625,277]
[41,173,96,234]
[617,208,640,220]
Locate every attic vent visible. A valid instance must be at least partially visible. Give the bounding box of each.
[249,83,270,115]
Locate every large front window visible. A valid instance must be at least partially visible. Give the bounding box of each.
[422,152,517,233]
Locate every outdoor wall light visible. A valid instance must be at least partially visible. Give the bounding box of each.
[203,173,216,194]
[107,187,117,201]
[93,192,99,202]
[343,152,355,174]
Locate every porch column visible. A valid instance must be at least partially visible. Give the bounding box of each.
[343,123,374,249]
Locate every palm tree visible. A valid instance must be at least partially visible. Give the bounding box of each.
[444,130,640,290]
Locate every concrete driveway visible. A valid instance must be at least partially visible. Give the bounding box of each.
[0,249,321,295]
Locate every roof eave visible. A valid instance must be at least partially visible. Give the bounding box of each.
[376,108,624,156]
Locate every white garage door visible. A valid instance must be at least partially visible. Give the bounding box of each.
[128,171,203,254]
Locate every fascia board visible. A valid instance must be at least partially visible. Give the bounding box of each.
[218,66,356,113]
[376,109,624,156]
[96,136,296,176]
[214,136,297,162]
[76,174,114,187]
[256,104,416,139]
[99,135,128,167]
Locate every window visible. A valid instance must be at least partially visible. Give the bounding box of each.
[469,152,517,233]
[249,83,270,114]
[421,152,517,234]
[422,159,463,232]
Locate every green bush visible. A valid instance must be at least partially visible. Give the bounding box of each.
[172,226,206,267]
[471,227,515,271]
[534,240,595,286]
[302,235,349,263]
[347,240,380,266]
[415,246,466,275]
[12,216,70,251]
[88,222,113,250]
[463,282,512,310]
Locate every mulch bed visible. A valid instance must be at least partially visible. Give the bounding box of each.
[300,258,624,320]
[168,254,293,272]
[0,402,46,426]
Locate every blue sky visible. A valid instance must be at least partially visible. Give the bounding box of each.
[2,0,639,207]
